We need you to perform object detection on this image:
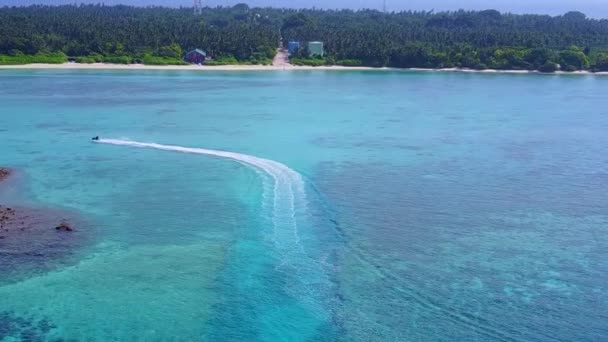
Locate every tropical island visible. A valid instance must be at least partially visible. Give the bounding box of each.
[1,4,608,72]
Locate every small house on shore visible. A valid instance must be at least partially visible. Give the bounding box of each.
[184,49,207,64]
[308,41,324,57]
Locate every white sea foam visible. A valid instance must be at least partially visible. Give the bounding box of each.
[97,139,307,255]
[97,139,333,317]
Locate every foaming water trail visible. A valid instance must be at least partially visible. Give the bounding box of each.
[97,139,330,316]
[98,138,305,252]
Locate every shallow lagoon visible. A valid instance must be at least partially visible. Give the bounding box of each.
[0,70,607,341]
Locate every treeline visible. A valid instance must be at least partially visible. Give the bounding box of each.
[0,4,279,65]
[282,9,608,71]
[1,5,608,71]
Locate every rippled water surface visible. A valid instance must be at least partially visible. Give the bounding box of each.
[0,70,607,341]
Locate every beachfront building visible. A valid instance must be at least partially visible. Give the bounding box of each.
[183,49,207,64]
[308,41,324,57]
[287,41,300,54]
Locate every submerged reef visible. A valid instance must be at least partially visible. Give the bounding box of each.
[0,168,10,182]
[0,167,93,284]
[0,311,56,340]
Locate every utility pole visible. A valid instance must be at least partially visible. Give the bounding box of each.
[194,0,202,15]
[383,0,387,13]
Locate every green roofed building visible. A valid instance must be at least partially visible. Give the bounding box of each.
[308,41,324,57]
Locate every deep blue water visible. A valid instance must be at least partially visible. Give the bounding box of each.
[0,69,607,341]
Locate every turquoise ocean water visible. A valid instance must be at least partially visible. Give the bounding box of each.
[0,70,607,341]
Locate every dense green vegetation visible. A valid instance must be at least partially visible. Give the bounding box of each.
[0,52,67,65]
[290,56,362,67]
[1,4,608,71]
[0,4,279,65]
[282,9,608,71]
[290,57,326,66]
[204,55,272,66]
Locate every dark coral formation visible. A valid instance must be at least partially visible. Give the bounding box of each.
[0,168,10,182]
[0,204,77,236]
[0,205,16,231]
[0,311,56,340]
[55,220,74,232]
[0,167,93,285]
[0,203,89,282]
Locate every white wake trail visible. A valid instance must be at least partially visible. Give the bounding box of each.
[97,138,306,254]
[98,138,333,318]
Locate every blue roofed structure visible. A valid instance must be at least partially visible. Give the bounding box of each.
[287,41,300,54]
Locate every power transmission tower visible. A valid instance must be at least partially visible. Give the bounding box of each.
[194,0,202,15]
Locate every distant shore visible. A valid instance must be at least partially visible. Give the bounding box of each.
[410,67,608,76]
[1,62,607,75]
[0,63,370,71]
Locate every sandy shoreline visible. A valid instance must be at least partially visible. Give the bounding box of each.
[0,63,371,71]
[0,62,607,75]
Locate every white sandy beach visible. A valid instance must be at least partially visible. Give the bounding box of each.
[405,67,608,76]
[0,62,607,75]
[0,62,374,71]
